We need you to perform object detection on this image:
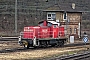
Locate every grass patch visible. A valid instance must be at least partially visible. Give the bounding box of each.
[32,50,81,60]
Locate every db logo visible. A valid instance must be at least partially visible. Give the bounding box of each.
[42,29,47,33]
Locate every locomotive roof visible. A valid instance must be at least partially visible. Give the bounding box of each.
[48,21,60,25]
[38,20,60,26]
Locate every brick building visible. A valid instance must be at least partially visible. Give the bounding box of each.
[43,3,84,39]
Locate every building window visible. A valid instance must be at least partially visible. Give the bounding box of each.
[47,12,56,20]
[70,28,72,34]
[63,12,67,20]
[74,28,77,34]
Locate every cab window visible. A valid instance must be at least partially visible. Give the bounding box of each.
[48,23,52,26]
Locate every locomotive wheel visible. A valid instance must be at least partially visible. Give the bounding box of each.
[39,41,49,47]
[56,40,64,47]
[56,41,60,47]
[51,44,56,47]
[59,40,64,47]
[23,40,29,49]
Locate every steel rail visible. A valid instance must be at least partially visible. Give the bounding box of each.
[0,37,18,39]
[49,52,90,60]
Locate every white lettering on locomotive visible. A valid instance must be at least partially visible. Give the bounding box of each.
[24,29,33,32]
[42,29,48,33]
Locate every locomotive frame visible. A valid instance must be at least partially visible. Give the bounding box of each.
[19,36,67,48]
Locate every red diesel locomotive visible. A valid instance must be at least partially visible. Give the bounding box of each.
[18,20,67,48]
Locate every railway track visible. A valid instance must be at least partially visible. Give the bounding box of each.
[0,36,18,39]
[0,37,90,54]
[0,37,90,60]
[48,51,90,60]
[0,42,90,54]
[0,37,18,41]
